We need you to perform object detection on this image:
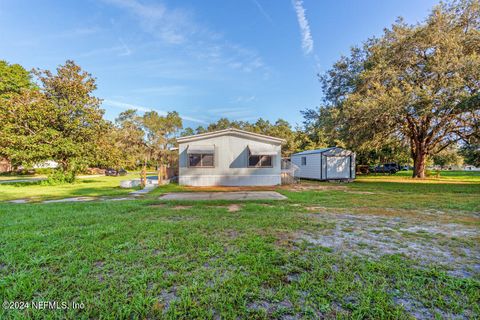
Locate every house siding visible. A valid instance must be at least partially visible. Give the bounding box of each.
[178,133,282,186]
[291,153,321,180]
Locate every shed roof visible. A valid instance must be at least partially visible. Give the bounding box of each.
[292,148,335,156]
[292,147,354,156]
[177,128,286,144]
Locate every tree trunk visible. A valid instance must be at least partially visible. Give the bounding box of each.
[412,151,427,178]
[158,162,163,186]
[140,159,147,188]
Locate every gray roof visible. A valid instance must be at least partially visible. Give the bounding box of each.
[292,147,354,157]
[292,147,335,156]
[177,128,286,144]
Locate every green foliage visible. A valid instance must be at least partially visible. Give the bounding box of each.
[1,171,479,318]
[184,117,303,156]
[140,110,183,167]
[0,60,110,181]
[304,0,480,177]
[0,60,33,98]
[42,169,76,185]
[460,137,480,166]
[432,147,464,167]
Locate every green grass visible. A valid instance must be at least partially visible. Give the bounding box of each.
[0,174,143,202]
[279,170,480,212]
[0,171,479,319]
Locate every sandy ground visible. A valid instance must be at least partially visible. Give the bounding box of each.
[297,210,480,278]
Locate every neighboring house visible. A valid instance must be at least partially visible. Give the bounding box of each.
[177,128,285,186]
[0,158,12,173]
[291,147,356,181]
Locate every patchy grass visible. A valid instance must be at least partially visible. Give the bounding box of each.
[0,171,479,319]
[280,171,480,212]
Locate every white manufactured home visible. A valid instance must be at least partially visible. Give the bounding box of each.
[291,147,356,181]
[177,128,285,186]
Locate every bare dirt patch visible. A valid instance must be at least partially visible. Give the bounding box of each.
[209,204,243,212]
[227,204,242,212]
[172,205,192,210]
[297,212,480,278]
[148,204,166,208]
[281,183,347,192]
[153,286,179,314]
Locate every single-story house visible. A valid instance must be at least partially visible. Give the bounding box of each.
[177,128,285,186]
[291,147,356,181]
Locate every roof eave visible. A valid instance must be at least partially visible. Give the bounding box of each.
[177,128,286,144]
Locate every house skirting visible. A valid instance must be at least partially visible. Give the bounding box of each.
[179,175,281,186]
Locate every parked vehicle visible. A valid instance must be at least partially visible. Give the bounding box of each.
[372,163,399,174]
[105,168,127,176]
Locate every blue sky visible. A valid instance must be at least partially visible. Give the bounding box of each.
[0,0,439,128]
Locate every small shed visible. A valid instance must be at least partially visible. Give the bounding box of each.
[291,147,355,181]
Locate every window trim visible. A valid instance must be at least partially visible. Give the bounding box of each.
[248,152,273,168]
[188,153,215,168]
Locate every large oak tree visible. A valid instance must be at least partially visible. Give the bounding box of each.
[306,0,480,177]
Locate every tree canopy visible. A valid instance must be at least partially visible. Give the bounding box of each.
[0,60,110,180]
[182,117,302,156]
[303,0,480,177]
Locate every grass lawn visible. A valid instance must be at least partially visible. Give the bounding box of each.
[0,174,143,202]
[0,171,479,319]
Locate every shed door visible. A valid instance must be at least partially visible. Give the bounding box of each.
[326,156,350,179]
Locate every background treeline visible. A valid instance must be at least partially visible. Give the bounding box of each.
[0,0,478,182]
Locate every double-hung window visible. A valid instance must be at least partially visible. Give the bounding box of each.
[188,154,214,167]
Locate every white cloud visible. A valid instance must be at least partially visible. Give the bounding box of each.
[231,95,256,103]
[207,107,256,120]
[118,38,132,56]
[80,38,132,57]
[103,99,208,124]
[103,0,195,45]
[103,0,267,74]
[292,0,314,55]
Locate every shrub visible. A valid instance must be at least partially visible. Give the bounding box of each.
[42,170,76,185]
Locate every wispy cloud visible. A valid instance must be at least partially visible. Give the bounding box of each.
[103,0,195,45]
[231,95,256,103]
[103,0,267,75]
[118,38,132,56]
[251,0,273,24]
[292,0,313,55]
[14,27,101,46]
[103,99,208,124]
[206,107,258,121]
